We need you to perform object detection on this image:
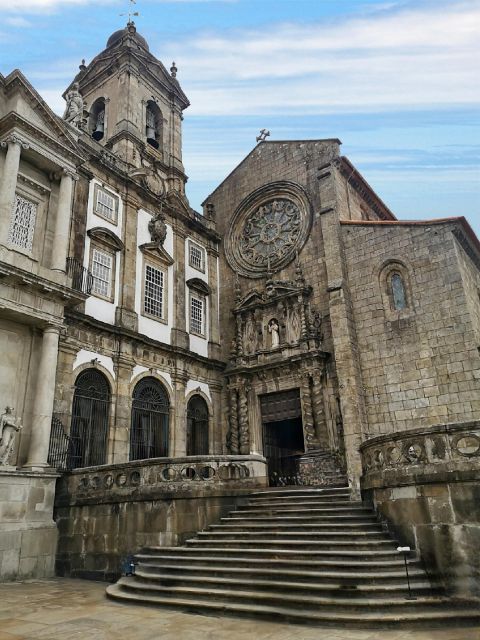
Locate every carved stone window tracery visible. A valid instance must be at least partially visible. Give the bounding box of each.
[225,181,312,278]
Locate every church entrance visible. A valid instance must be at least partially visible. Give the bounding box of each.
[260,389,304,485]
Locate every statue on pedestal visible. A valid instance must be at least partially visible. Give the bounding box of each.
[0,406,22,466]
[63,83,84,128]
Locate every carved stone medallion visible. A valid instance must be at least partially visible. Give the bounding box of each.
[225,181,312,278]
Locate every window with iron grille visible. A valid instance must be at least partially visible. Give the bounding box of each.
[144,264,164,319]
[190,294,204,335]
[91,248,113,299]
[94,186,117,222]
[8,194,37,251]
[189,241,205,272]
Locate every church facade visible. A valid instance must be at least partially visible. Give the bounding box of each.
[1,23,479,595]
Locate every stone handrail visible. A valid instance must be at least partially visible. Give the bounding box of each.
[56,454,267,504]
[360,420,480,484]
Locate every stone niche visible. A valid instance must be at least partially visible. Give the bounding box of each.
[0,469,59,581]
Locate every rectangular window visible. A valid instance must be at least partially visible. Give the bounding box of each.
[8,194,37,251]
[190,294,204,335]
[91,248,113,299]
[94,185,118,222]
[144,264,164,319]
[189,241,205,272]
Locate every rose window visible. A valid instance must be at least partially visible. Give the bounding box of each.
[239,200,301,267]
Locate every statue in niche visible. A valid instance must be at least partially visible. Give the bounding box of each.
[244,314,257,354]
[63,83,84,127]
[268,318,280,349]
[287,305,301,343]
[0,407,22,466]
[148,208,167,247]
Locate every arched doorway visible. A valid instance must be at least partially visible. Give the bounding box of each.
[130,377,169,460]
[186,395,209,456]
[70,369,110,468]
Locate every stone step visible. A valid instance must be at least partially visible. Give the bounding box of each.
[247,492,351,502]
[106,582,480,627]
[132,569,437,598]
[224,514,380,523]
[134,552,421,573]
[108,578,465,615]
[213,522,384,532]
[239,500,364,509]
[139,546,407,561]
[137,562,429,585]
[231,506,373,516]
[186,538,398,551]
[248,487,349,498]
[208,524,385,533]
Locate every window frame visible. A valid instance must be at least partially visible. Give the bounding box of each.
[8,192,38,254]
[93,184,119,224]
[142,260,168,323]
[189,290,206,337]
[188,240,206,273]
[89,243,116,302]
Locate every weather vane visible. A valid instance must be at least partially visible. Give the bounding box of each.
[120,0,139,23]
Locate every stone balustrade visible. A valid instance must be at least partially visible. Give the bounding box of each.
[57,454,267,505]
[361,420,480,486]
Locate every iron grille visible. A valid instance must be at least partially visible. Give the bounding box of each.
[69,369,110,468]
[130,377,169,460]
[48,414,73,471]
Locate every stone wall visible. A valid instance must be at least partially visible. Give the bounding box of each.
[0,469,58,581]
[361,421,480,596]
[343,220,480,437]
[54,454,267,581]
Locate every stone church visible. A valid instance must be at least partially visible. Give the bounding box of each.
[0,22,479,622]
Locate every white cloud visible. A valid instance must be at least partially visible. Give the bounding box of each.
[0,0,231,10]
[153,0,480,115]
[5,16,32,26]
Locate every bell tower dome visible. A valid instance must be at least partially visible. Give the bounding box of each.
[62,21,190,194]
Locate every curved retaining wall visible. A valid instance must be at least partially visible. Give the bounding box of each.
[55,454,267,581]
[360,421,480,597]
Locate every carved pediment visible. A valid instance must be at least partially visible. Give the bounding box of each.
[236,279,312,312]
[139,242,174,266]
[165,190,191,217]
[186,277,211,295]
[87,227,124,251]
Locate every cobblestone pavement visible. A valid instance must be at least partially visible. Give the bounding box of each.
[0,579,478,640]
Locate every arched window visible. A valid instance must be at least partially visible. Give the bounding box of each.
[145,100,162,149]
[89,97,106,141]
[130,377,169,460]
[69,369,110,468]
[391,272,407,310]
[186,395,209,456]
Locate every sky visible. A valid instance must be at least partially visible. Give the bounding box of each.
[0,0,479,236]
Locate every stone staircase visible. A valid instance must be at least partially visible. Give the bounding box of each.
[106,486,480,626]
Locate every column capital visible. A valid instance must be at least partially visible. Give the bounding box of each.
[0,134,29,150]
[62,167,80,181]
[43,325,62,336]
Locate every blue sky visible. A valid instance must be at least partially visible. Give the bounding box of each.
[1,0,479,236]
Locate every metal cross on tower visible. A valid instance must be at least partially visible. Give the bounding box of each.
[256,129,271,143]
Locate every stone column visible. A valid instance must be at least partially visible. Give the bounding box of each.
[301,373,320,451]
[311,369,329,449]
[171,227,189,349]
[25,326,61,469]
[51,168,78,272]
[207,247,221,359]
[227,386,239,454]
[0,134,29,246]
[238,382,250,455]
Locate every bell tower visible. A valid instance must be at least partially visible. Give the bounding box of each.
[62,21,190,194]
